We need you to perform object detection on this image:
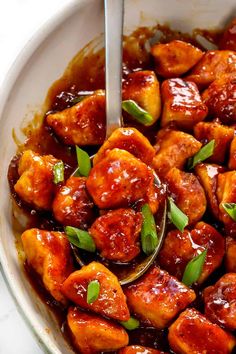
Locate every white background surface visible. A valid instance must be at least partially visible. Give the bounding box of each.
[0,1,69,353]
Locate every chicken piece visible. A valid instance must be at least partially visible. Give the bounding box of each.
[165,167,207,224]
[119,346,165,354]
[195,163,225,219]
[52,177,94,229]
[93,127,155,166]
[203,273,236,331]
[89,208,142,262]
[229,137,236,170]
[202,74,236,124]
[161,78,208,130]
[152,128,201,178]
[124,266,196,329]
[62,261,129,321]
[168,308,236,354]
[86,149,153,209]
[194,121,234,164]
[46,91,106,145]
[219,18,236,51]
[122,70,161,124]
[226,237,236,272]
[21,228,74,304]
[158,222,225,284]
[151,40,203,78]
[68,307,128,354]
[217,171,236,234]
[185,50,236,89]
[14,150,59,210]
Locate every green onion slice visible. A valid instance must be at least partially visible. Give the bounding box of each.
[168,197,188,232]
[182,249,207,287]
[222,203,236,221]
[141,204,158,255]
[187,140,215,169]
[120,317,140,330]
[75,146,91,177]
[122,100,153,125]
[71,96,86,105]
[53,161,64,184]
[87,280,100,304]
[64,226,96,252]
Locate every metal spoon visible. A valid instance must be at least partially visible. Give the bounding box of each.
[72,0,167,285]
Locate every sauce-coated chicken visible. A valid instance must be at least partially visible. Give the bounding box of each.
[168,308,236,354]
[119,346,166,354]
[89,208,142,262]
[161,78,208,130]
[21,228,74,304]
[86,149,153,209]
[219,18,236,51]
[125,266,196,329]
[62,261,130,321]
[226,237,236,272]
[67,307,128,354]
[203,273,236,331]
[151,40,203,78]
[52,176,94,229]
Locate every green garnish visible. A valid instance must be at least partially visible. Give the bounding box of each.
[122,100,153,125]
[182,250,207,287]
[141,204,158,255]
[53,161,64,184]
[74,146,91,177]
[71,96,87,105]
[87,280,100,304]
[187,140,215,169]
[64,226,96,252]
[222,203,236,221]
[168,197,188,232]
[120,317,140,330]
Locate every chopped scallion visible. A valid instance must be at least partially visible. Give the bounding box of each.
[87,280,100,304]
[120,317,140,330]
[222,203,236,221]
[182,249,207,286]
[53,161,64,184]
[187,140,215,169]
[141,204,158,255]
[75,146,91,177]
[64,226,96,252]
[122,100,153,125]
[168,197,188,232]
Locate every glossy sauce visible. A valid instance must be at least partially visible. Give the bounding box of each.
[8,24,229,353]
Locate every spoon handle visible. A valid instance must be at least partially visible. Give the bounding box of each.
[104,0,124,138]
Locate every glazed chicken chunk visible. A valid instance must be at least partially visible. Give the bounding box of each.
[62,261,130,321]
[119,346,166,354]
[151,40,204,78]
[14,150,59,210]
[152,128,201,177]
[165,167,207,224]
[124,266,196,329]
[226,237,236,272]
[89,208,142,262]
[158,222,225,284]
[194,121,234,164]
[219,18,236,51]
[202,74,236,124]
[86,148,153,209]
[161,78,208,130]
[203,273,236,331]
[229,136,236,170]
[195,163,225,219]
[21,228,74,304]
[52,176,94,229]
[122,70,161,124]
[67,307,128,354]
[46,91,106,145]
[185,50,236,89]
[93,127,155,166]
[168,308,236,354]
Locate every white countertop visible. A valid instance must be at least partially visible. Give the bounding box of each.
[0,1,69,353]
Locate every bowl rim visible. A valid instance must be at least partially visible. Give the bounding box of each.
[0,1,91,353]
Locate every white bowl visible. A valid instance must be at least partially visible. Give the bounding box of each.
[0,0,235,353]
